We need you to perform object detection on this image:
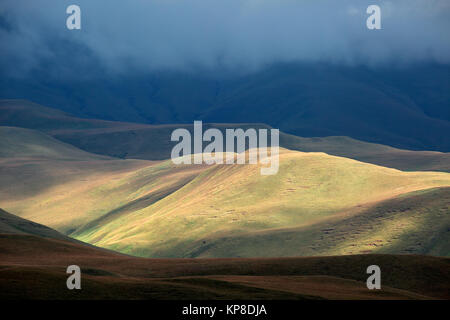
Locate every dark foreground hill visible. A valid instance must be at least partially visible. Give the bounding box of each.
[0,224,449,299]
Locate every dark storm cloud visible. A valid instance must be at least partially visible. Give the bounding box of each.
[1,0,450,77]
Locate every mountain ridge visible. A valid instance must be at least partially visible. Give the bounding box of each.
[1,99,450,172]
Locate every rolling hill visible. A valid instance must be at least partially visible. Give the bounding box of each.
[0,126,111,160]
[72,150,450,258]
[180,187,450,258]
[1,99,450,172]
[1,126,449,258]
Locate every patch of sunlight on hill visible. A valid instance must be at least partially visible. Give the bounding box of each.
[1,127,449,258]
[71,148,450,257]
[189,187,450,258]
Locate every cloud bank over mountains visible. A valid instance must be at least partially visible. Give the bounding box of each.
[1,0,450,77]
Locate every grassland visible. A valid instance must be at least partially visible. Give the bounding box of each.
[0,232,449,299]
[72,150,450,258]
[183,187,450,258]
[1,126,449,258]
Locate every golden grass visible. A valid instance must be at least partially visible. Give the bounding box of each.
[74,149,450,257]
[1,127,449,258]
[6,147,447,258]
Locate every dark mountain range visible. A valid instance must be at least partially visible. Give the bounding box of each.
[1,63,449,151]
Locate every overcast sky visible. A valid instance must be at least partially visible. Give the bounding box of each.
[1,0,449,77]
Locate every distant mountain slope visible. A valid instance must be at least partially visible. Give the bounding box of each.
[0,126,111,160]
[280,134,450,172]
[201,64,450,152]
[1,100,450,172]
[0,99,135,131]
[1,63,449,151]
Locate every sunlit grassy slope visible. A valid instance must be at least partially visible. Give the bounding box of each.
[72,150,450,257]
[1,127,449,258]
[178,187,450,258]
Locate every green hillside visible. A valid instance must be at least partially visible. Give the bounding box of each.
[177,187,450,258]
[72,150,450,257]
[1,125,449,258]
